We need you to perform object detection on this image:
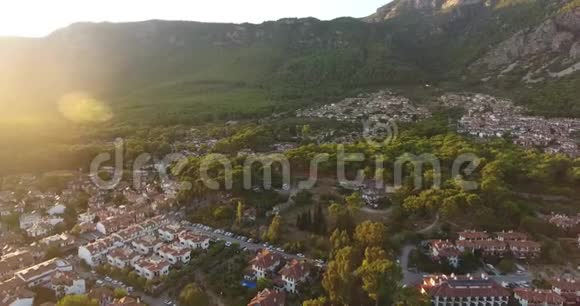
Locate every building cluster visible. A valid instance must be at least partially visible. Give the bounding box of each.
[546,213,580,230]
[427,231,542,267]
[78,216,210,281]
[419,274,510,306]
[296,90,431,143]
[419,274,580,306]
[247,288,286,306]
[0,256,85,306]
[245,249,311,295]
[442,93,580,157]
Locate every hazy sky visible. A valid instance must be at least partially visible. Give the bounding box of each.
[0,0,390,37]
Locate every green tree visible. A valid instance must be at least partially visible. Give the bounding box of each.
[178,283,209,306]
[354,221,386,248]
[356,247,401,305]
[322,247,357,305]
[263,215,282,243]
[330,229,351,257]
[114,288,127,299]
[236,201,244,224]
[44,245,63,260]
[394,287,430,306]
[57,295,98,306]
[302,297,327,306]
[213,205,234,221]
[497,258,516,274]
[257,277,273,290]
[345,192,363,210]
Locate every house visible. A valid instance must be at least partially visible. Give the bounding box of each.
[106,248,141,269]
[158,224,182,242]
[418,275,510,306]
[19,213,41,230]
[248,289,286,306]
[50,271,86,297]
[88,286,114,306]
[548,214,580,229]
[0,250,35,282]
[513,288,565,306]
[427,240,461,268]
[0,278,35,306]
[250,249,283,279]
[158,244,191,265]
[134,258,170,280]
[131,235,163,255]
[508,240,541,259]
[77,211,96,224]
[277,259,310,293]
[178,231,210,250]
[495,231,528,242]
[25,222,53,238]
[140,219,159,234]
[458,231,490,241]
[455,240,508,256]
[550,278,580,305]
[14,258,72,287]
[78,237,118,266]
[37,233,76,250]
[47,204,66,216]
[96,215,135,235]
[112,225,145,243]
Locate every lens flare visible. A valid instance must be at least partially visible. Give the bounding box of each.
[58,92,112,123]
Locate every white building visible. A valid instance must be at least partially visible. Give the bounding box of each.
[78,237,118,267]
[19,213,41,230]
[111,224,146,243]
[134,258,170,280]
[158,224,182,242]
[178,231,210,250]
[132,235,163,255]
[51,271,86,297]
[14,258,72,287]
[47,204,66,216]
[106,248,141,269]
[250,250,282,279]
[158,244,191,265]
[278,259,310,294]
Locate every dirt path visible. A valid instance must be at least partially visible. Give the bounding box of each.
[417,213,440,234]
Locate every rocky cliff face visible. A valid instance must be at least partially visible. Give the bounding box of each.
[471,7,580,82]
[365,0,490,22]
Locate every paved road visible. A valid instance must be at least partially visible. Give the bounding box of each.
[186,224,322,265]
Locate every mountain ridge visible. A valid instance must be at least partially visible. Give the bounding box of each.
[0,0,579,125]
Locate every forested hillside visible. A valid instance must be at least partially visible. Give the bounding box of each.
[1,0,578,127]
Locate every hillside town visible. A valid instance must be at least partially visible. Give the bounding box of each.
[442,93,580,157]
[296,90,431,143]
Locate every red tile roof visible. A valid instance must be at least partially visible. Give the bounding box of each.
[420,275,510,299]
[248,289,286,306]
[278,259,310,281]
[551,278,580,293]
[495,231,528,241]
[250,249,283,270]
[514,288,566,305]
[458,231,490,240]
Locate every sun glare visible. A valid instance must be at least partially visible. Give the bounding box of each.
[58,92,113,123]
